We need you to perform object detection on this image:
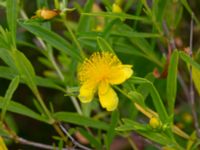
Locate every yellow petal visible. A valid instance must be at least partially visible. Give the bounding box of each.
[0,136,7,150]
[124,65,133,78]
[98,81,118,111]
[78,82,96,103]
[109,65,133,85]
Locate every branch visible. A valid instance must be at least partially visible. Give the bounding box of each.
[59,123,92,150]
[162,20,176,50]
[3,135,68,150]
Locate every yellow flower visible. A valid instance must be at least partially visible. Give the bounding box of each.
[78,52,133,111]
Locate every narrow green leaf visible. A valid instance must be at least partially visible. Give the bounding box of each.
[18,21,81,61]
[130,77,168,123]
[0,26,14,49]
[167,50,179,115]
[97,37,114,53]
[129,38,162,67]
[155,0,168,22]
[137,73,155,100]
[116,118,175,146]
[113,42,147,58]
[0,66,65,91]
[192,67,200,95]
[112,31,161,38]
[12,50,38,95]
[35,76,65,92]
[0,36,8,49]
[53,112,108,130]
[77,0,94,32]
[149,84,168,122]
[58,140,64,150]
[106,110,119,149]
[179,51,200,71]
[0,97,48,123]
[1,76,20,121]
[0,48,17,69]
[0,66,17,79]
[6,0,18,44]
[128,91,146,108]
[82,12,149,22]
[116,118,147,131]
[0,128,9,137]
[139,131,174,146]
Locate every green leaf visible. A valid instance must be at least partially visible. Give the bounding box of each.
[1,76,20,121]
[179,51,200,71]
[150,84,168,122]
[192,67,200,95]
[82,12,149,22]
[128,91,146,108]
[116,118,147,131]
[0,26,14,49]
[0,66,64,91]
[0,66,17,79]
[0,48,17,69]
[78,128,102,149]
[130,77,168,123]
[137,73,155,100]
[18,21,81,61]
[12,50,38,95]
[0,97,48,123]
[77,0,94,32]
[112,31,161,38]
[106,110,119,149]
[129,38,162,67]
[155,0,168,22]
[35,76,65,92]
[113,41,147,58]
[167,50,179,115]
[53,112,108,130]
[97,37,114,53]
[116,118,175,146]
[0,128,9,137]
[6,0,18,44]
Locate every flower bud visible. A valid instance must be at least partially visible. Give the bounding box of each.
[40,9,60,20]
[95,25,103,32]
[149,117,161,129]
[112,3,122,13]
[34,8,60,20]
[182,112,193,124]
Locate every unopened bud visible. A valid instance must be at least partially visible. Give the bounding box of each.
[149,117,161,129]
[95,25,103,32]
[183,112,193,124]
[34,8,60,20]
[112,3,122,13]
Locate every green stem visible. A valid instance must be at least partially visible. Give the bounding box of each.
[70,96,82,115]
[34,90,53,122]
[127,136,139,150]
[62,15,86,59]
[48,50,65,81]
